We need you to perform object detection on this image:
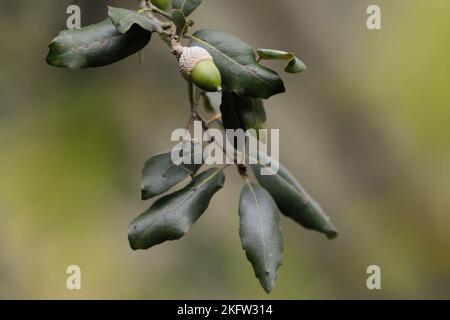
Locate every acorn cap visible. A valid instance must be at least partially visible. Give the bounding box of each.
[178,46,213,78]
[178,46,222,92]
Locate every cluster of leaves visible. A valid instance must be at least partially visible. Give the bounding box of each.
[46,0,337,293]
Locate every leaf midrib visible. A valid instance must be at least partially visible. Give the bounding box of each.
[246,183,270,274]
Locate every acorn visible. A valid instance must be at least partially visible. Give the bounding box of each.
[175,45,222,92]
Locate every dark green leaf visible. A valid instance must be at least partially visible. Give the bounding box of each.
[189,29,285,99]
[221,91,267,141]
[141,148,202,200]
[251,153,338,239]
[257,49,306,73]
[239,182,283,293]
[236,98,266,136]
[108,6,163,34]
[172,9,188,36]
[129,168,225,250]
[221,93,245,131]
[172,0,203,16]
[46,19,151,69]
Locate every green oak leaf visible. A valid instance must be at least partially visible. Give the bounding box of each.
[251,153,338,239]
[257,49,306,73]
[129,168,225,250]
[141,146,202,200]
[172,9,188,36]
[221,91,267,141]
[46,19,151,69]
[172,0,203,17]
[189,29,285,99]
[108,6,163,34]
[239,182,283,293]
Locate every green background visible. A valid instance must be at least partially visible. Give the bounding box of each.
[0,0,449,299]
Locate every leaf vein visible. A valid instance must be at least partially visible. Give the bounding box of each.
[247,183,270,273]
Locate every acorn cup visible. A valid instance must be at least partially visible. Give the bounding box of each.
[175,45,223,92]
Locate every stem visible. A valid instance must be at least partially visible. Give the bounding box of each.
[161,22,173,30]
[188,82,196,112]
[185,82,198,130]
[205,113,222,126]
[195,113,237,164]
[198,91,223,125]
[159,33,173,48]
[138,2,174,38]
[144,1,173,20]
[237,164,249,179]
[183,59,239,169]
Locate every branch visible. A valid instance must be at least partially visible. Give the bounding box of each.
[144,0,173,20]
[205,113,222,126]
[185,82,198,130]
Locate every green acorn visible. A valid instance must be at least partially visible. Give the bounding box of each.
[177,46,222,92]
[151,0,170,10]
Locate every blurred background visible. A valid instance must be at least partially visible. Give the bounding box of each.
[0,0,449,299]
